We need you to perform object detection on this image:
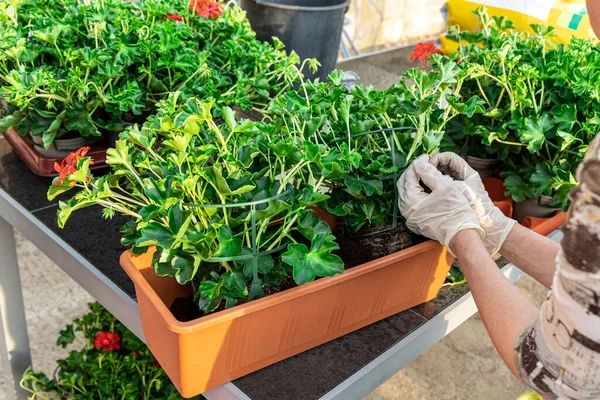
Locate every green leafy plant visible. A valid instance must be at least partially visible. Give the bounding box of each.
[267,66,466,233]
[443,8,598,209]
[20,302,200,399]
[0,0,313,148]
[48,94,342,314]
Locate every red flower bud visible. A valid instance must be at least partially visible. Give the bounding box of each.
[93,331,121,352]
[165,14,185,22]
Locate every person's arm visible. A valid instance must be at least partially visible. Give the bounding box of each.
[450,229,539,379]
[499,224,560,289]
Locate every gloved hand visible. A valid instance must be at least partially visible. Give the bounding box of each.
[429,152,516,258]
[397,155,484,255]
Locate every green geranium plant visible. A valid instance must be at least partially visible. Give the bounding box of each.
[0,0,314,149]
[267,65,467,233]
[48,94,342,314]
[443,8,598,209]
[20,302,200,399]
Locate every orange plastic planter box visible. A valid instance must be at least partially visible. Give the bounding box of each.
[121,240,453,397]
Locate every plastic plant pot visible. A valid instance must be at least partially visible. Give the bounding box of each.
[120,240,453,397]
[240,0,350,81]
[466,155,500,180]
[522,211,568,236]
[30,135,88,158]
[483,177,514,218]
[513,196,560,223]
[4,129,109,177]
[483,177,567,234]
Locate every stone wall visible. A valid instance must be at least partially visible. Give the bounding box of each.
[343,0,447,55]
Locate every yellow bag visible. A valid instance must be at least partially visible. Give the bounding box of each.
[442,0,597,54]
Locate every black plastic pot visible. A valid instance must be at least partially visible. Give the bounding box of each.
[241,0,350,81]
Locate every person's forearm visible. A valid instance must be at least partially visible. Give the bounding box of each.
[499,224,560,288]
[451,229,539,379]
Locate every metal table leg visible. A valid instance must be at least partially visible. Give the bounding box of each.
[0,217,31,400]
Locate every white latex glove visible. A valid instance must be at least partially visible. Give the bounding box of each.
[429,152,516,258]
[397,155,484,255]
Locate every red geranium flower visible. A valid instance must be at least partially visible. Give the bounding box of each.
[94,331,121,352]
[165,14,185,22]
[189,0,223,19]
[53,147,93,186]
[409,42,441,67]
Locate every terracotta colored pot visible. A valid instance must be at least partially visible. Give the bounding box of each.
[466,155,500,180]
[513,196,559,222]
[483,177,514,218]
[4,129,109,177]
[310,206,339,233]
[482,177,566,234]
[120,241,453,397]
[522,211,568,236]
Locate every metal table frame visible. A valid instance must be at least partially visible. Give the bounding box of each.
[0,182,563,400]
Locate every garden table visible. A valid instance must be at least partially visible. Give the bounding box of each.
[0,128,564,400]
[0,47,563,400]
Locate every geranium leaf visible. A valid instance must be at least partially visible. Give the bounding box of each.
[241,251,275,276]
[282,233,344,285]
[551,104,577,131]
[139,204,162,222]
[530,163,553,197]
[172,252,201,284]
[519,115,553,153]
[222,270,249,297]
[223,106,237,131]
[213,226,243,258]
[296,209,334,240]
[137,222,175,249]
[503,174,534,203]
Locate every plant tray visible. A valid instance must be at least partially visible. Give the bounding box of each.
[120,240,453,397]
[3,129,109,177]
[483,177,567,235]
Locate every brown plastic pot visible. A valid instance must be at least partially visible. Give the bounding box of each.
[4,129,109,177]
[465,155,500,180]
[513,196,559,223]
[310,206,339,233]
[120,241,453,397]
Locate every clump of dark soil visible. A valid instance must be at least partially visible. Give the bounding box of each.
[419,179,432,193]
[419,162,457,193]
[437,161,457,177]
[335,222,417,268]
[262,278,296,296]
[170,296,203,322]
